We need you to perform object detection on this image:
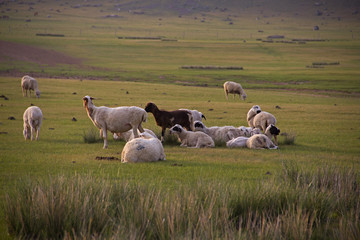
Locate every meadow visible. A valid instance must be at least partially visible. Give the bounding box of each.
[0,0,360,238]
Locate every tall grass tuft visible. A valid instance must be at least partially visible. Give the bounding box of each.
[4,162,359,239]
[82,128,102,143]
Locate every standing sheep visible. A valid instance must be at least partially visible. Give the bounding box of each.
[83,96,147,149]
[170,124,215,148]
[121,133,165,163]
[247,105,277,134]
[23,106,43,141]
[223,81,247,100]
[21,75,40,98]
[144,102,194,142]
[179,109,206,122]
[247,105,262,128]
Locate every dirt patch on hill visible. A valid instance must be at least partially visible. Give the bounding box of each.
[0,40,82,66]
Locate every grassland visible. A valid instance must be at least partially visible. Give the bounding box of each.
[1,0,360,238]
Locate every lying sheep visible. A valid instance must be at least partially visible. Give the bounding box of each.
[193,121,245,144]
[170,124,214,148]
[238,126,262,137]
[21,75,40,98]
[145,102,194,142]
[23,106,43,141]
[121,133,165,163]
[83,96,147,149]
[179,109,206,122]
[227,125,280,149]
[223,81,247,100]
[113,128,157,142]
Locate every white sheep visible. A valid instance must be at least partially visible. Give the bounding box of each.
[193,121,245,144]
[121,133,165,163]
[23,106,43,141]
[227,124,280,149]
[83,96,147,149]
[238,126,262,137]
[247,105,277,134]
[223,81,247,100]
[113,128,157,142]
[169,124,215,148]
[21,75,40,98]
[179,109,206,122]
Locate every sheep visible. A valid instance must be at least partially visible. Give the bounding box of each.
[144,102,194,142]
[238,126,262,137]
[179,109,206,122]
[247,105,262,128]
[169,124,214,148]
[23,106,43,141]
[21,75,40,98]
[223,81,246,100]
[247,105,277,135]
[113,128,157,142]
[193,121,245,144]
[121,133,165,163]
[226,124,280,149]
[83,96,147,149]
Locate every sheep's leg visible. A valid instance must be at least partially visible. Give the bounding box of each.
[35,126,40,140]
[102,128,108,149]
[132,126,139,138]
[161,128,166,142]
[22,88,25,97]
[274,135,278,146]
[224,90,228,100]
[29,89,32,98]
[99,129,103,138]
[137,124,145,133]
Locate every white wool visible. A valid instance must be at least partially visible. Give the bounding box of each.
[247,105,262,128]
[83,95,147,149]
[179,109,206,122]
[121,137,165,163]
[253,111,277,132]
[223,81,247,100]
[170,124,214,148]
[23,106,43,141]
[114,128,157,142]
[21,75,41,98]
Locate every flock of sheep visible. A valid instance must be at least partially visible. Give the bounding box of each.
[21,76,280,163]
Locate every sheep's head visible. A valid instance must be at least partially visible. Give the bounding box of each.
[170,124,182,134]
[252,105,261,114]
[82,96,94,108]
[144,102,156,112]
[193,121,205,131]
[251,128,261,136]
[35,90,41,98]
[238,126,247,135]
[268,124,280,136]
[242,93,247,101]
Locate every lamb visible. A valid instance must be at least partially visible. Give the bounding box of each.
[170,124,215,148]
[21,75,40,98]
[179,109,206,122]
[226,124,280,149]
[145,102,194,142]
[121,133,165,163]
[23,106,43,141]
[247,105,277,135]
[113,128,157,142]
[83,96,147,149]
[193,121,245,144]
[223,81,247,100]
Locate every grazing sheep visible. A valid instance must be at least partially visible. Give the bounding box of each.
[247,105,262,128]
[21,75,40,98]
[113,128,157,142]
[223,81,247,100]
[23,106,43,141]
[121,133,165,163]
[145,102,194,142]
[193,121,244,144]
[179,109,206,122]
[170,124,214,148]
[227,124,280,149]
[83,96,147,149]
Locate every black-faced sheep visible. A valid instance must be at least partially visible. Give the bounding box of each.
[21,75,40,98]
[179,109,206,122]
[170,124,214,148]
[83,96,147,149]
[193,121,245,144]
[223,81,246,100]
[23,106,43,140]
[144,102,194,142]
[121,133,165,163]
